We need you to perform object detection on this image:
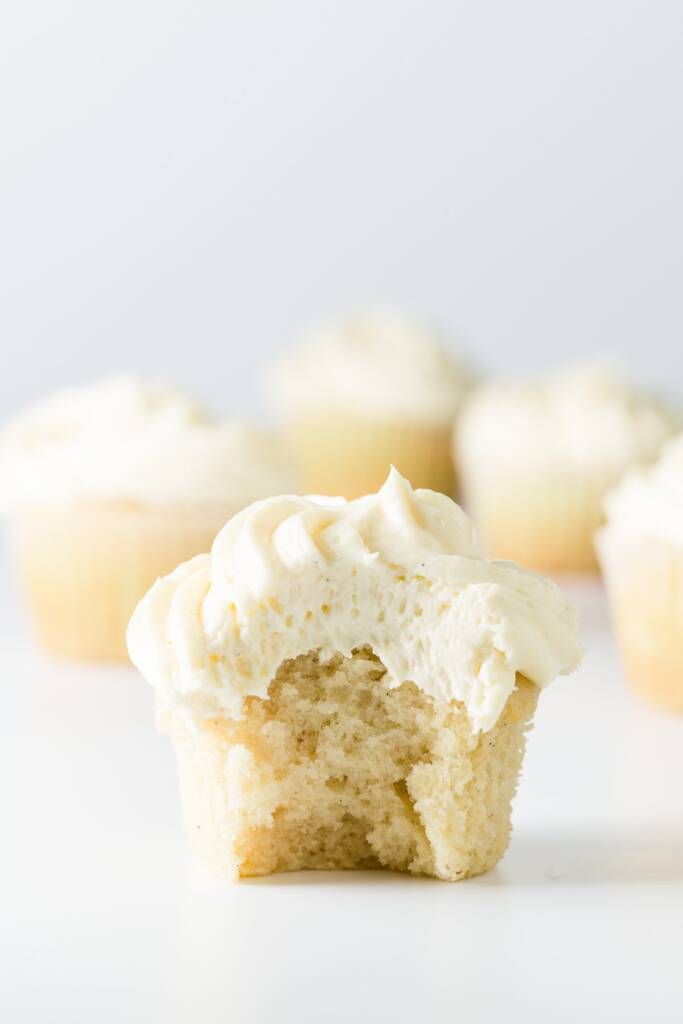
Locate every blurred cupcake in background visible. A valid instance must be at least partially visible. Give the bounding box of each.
[267,312,470,499]
[456,364,678,573]
[597,435,683,713]
[0,377,294,661]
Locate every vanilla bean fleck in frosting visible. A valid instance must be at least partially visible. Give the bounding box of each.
[128,469,581,733]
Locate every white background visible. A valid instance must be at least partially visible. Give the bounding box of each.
[2,579,683,1022]
[1,0,682,422]
[2,4,683,1021]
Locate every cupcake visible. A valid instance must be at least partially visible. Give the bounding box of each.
[597,434,683,713]
[128,469,581,881]
[1,377,294,661]
[268,312,470,499]
[456,365,678,573]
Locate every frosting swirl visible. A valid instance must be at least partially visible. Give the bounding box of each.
[457,364,678,472]
[127,469,581,733]
[600,432,683,545]
[268,312,470,424]
[0,376,294,513]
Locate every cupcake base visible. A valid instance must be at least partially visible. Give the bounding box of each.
[460,469,608,572]
[158,647,538,881]
[285,413,456,498]
[597,533,683,713]
[11,501,232,661]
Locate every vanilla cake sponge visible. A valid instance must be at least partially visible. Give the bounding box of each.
[159,651,538,880]
[128,470,581,881]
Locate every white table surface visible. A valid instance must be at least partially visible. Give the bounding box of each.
[2,569,682,1023]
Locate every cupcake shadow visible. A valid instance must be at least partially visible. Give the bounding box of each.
[240,826,683,888]
[480,825,683,887]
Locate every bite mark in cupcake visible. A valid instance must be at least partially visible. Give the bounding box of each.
[128,469,582,881]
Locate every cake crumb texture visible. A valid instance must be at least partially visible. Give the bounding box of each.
[161,647,538,881]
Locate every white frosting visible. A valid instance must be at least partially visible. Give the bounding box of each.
[0,377,294,514]
[269,312,470,424]
[127,469,581,733]
[457,364,678,474]
[599,432,683,546]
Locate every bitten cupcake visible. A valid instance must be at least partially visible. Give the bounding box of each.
[128,469,581,882]
[597,435,683,713]
[1,377,294,661]
[268,312,470,499]
[456,365,678,573]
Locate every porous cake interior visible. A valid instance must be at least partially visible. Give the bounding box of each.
[167,647,537,881]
